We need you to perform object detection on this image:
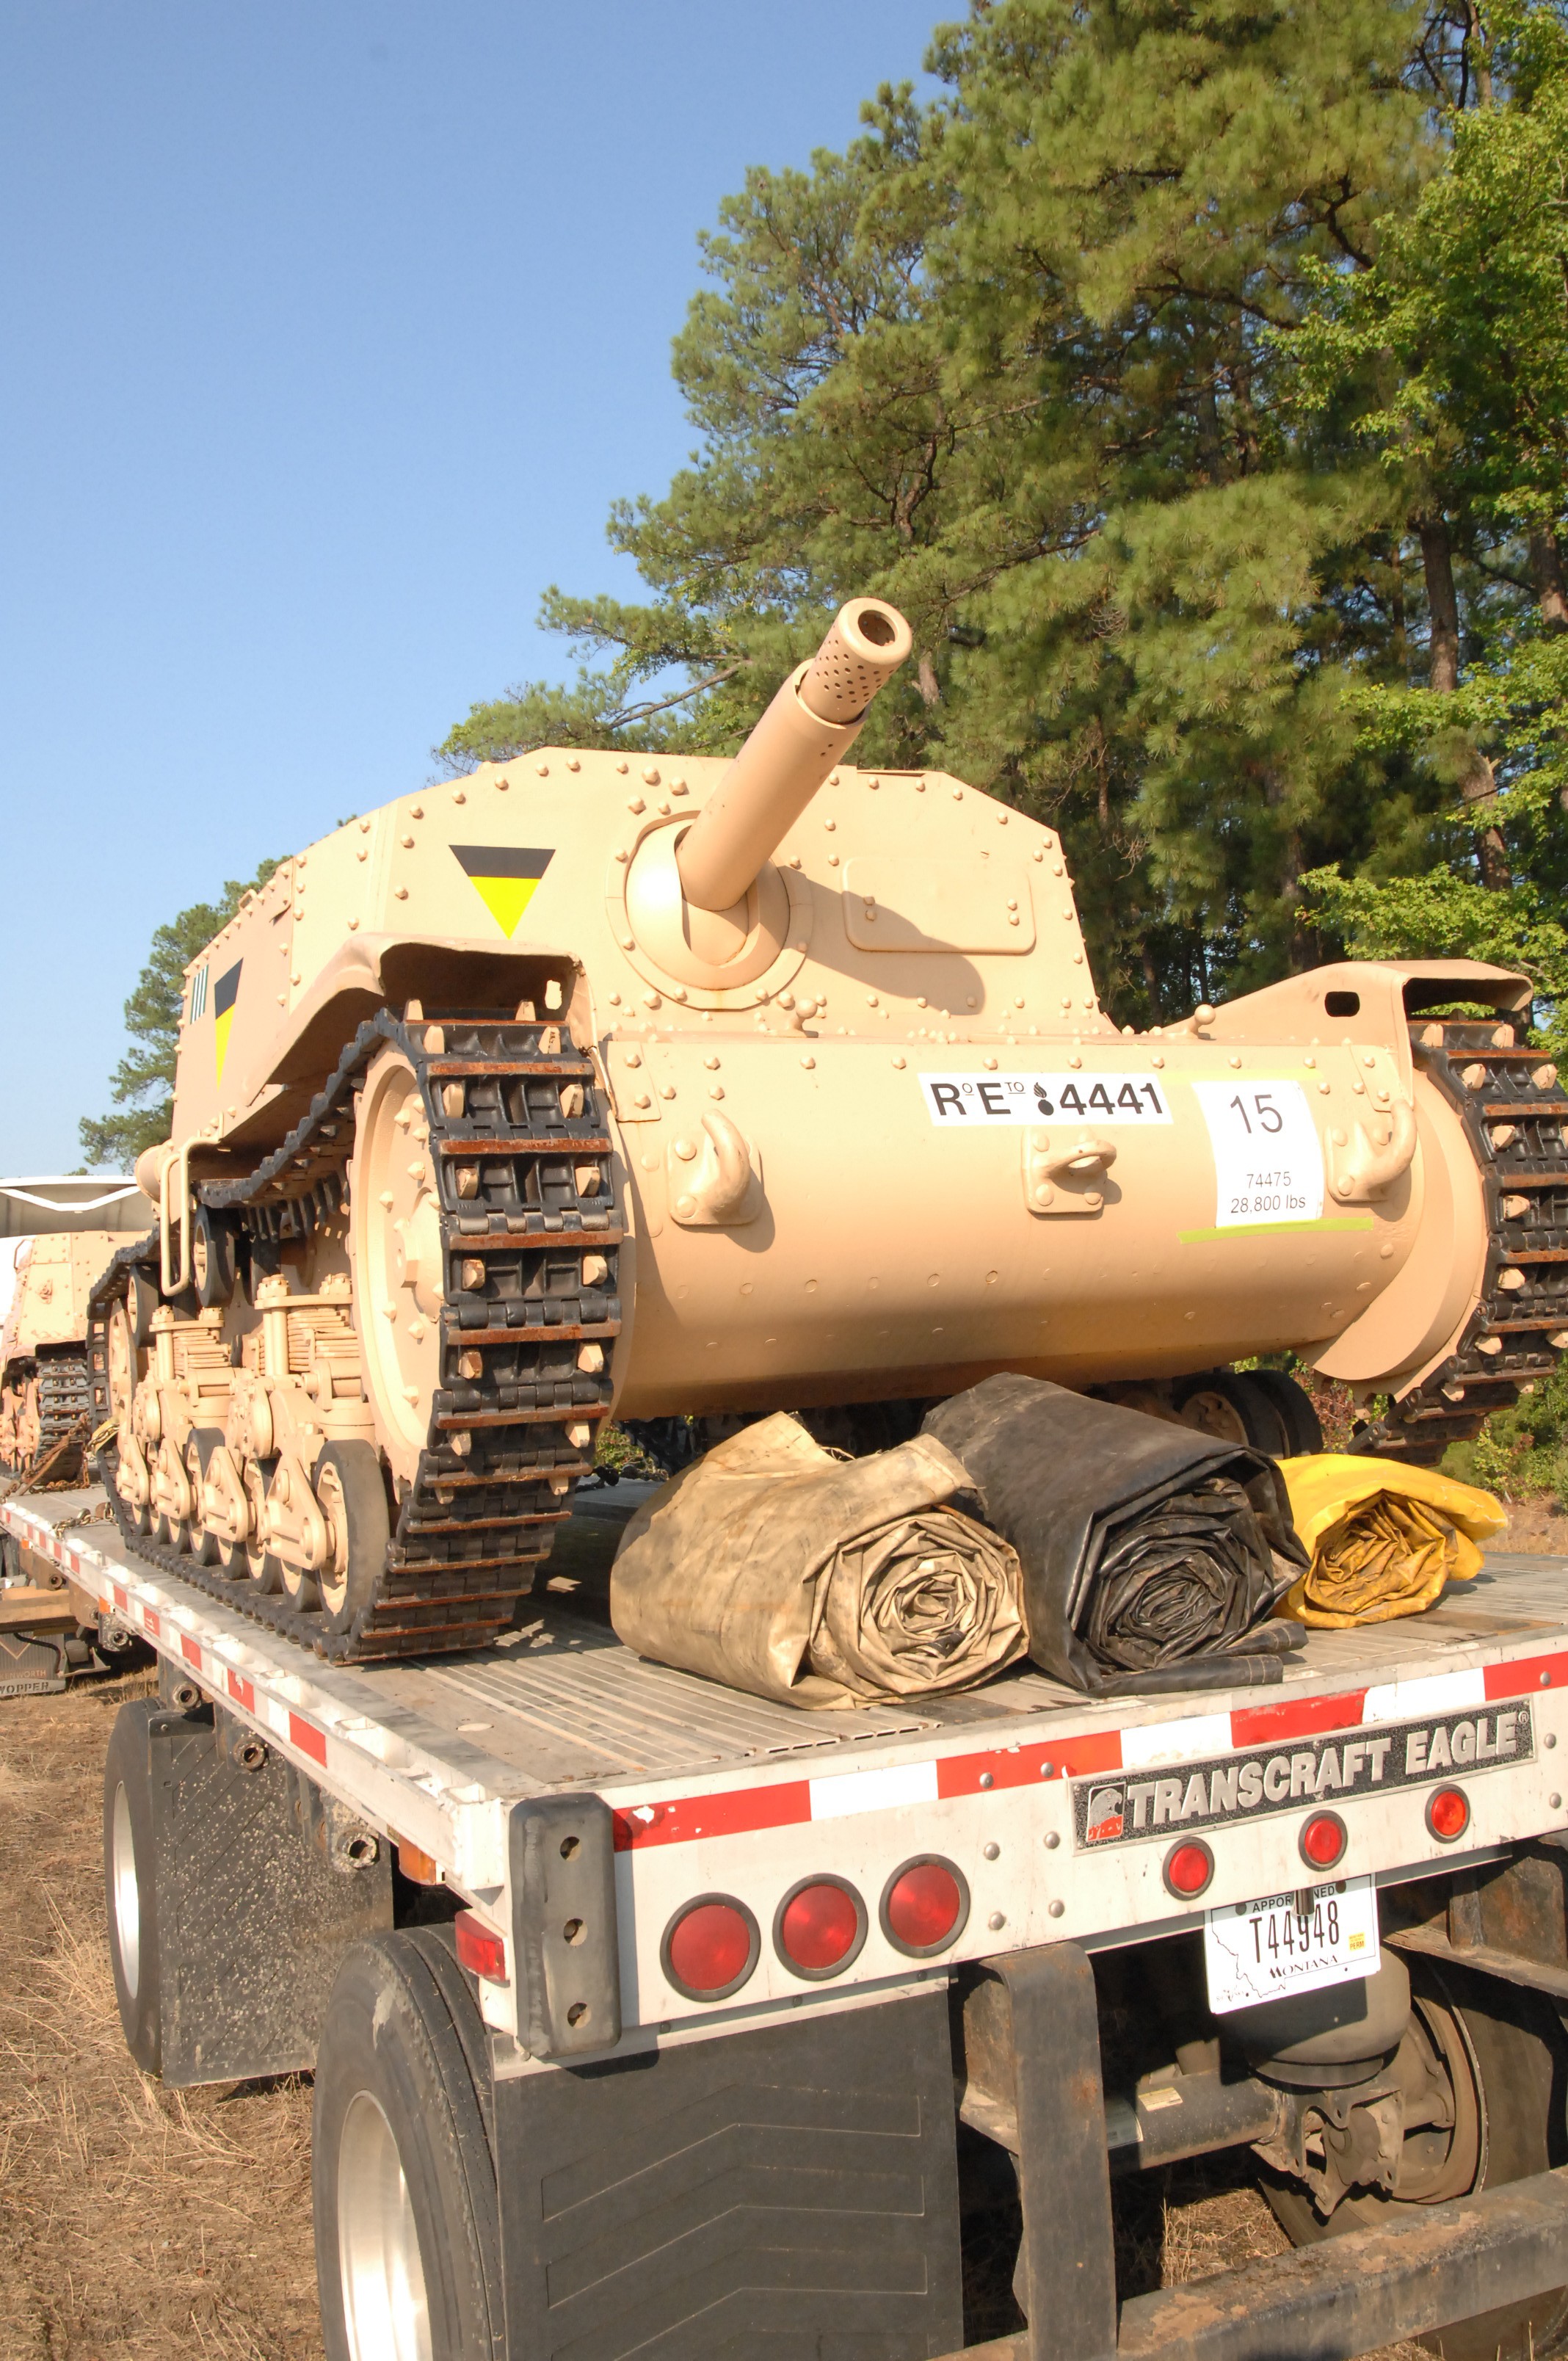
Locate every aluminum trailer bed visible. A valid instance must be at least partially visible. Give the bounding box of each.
[11,1480,1568,2361]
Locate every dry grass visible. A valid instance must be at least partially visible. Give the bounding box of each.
[0,1672,1505,2361]
[0,1675,323,2361]
[1111,2152,1428,2361]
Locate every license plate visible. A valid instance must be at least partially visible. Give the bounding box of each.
[1203,1876,1381,2014]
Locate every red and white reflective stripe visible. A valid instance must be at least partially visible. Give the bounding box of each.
[611,1649,1568,1853]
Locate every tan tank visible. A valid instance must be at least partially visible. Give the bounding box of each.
[90,598,1568,1662]
[0,1178,154,1477]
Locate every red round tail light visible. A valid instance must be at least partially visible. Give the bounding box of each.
[661,1896,760,2002]
[1299,1812,1347,1871]
[1162,1838,1214,1900]
[774,1877,867,1979]
[880,1857,970,1958]
[1427,1786,1470,1843]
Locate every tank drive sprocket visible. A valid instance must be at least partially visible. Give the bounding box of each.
[1349,1018,1568,1465]
[87,1008,621,1663]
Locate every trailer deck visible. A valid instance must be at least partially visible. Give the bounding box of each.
[9,1479,1568,2061]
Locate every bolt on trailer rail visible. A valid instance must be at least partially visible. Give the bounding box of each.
[16,1479,1568,2360]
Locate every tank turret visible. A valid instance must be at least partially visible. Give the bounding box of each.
[90,601,1568,1661]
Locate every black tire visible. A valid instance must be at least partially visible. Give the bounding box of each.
[1175,1369,1285,1452]
[103,1700,162,2075]
[313,1931,502,2361]
[314,1440,392,1638]
[1246,1367,1324,1457]
[1264,1961,1568,2361]
[191,1207,239,1309]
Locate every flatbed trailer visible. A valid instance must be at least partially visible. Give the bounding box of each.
[12,1479,1568,2361]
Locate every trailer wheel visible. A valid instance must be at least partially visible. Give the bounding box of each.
[313,1931,501,2361]
[1263,1959,1568,2360]
[103,1700,162,2075]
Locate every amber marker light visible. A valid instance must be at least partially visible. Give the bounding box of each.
[661,1896,761,2003]
[1299,1812,1348,1872]
[1426,1787,1470,1843]
[880,1857,970,1958]
[1162,1838,1215,1901]
[454,1910,509,1984]
[774,1876,868,1979]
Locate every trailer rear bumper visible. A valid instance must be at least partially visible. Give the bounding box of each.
[938,2161,1568,2361]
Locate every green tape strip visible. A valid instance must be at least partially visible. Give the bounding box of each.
[1179,1216,1376,1243]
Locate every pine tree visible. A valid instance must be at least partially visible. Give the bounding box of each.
[1293,0,1568,1029]
[445,0,1560,1023]
[79,862,278,1171]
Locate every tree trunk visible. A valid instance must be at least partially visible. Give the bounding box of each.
[1418,512,1511,886]
[1418,515,1461,692]
[1529,529,1568,632]
[1140,940,1161,1021]
[916,651,940,708]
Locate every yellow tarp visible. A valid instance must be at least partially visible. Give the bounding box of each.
[1274,1454,1507,1628]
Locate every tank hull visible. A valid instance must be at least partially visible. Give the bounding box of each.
[608,1034,1453,1417]
[92,708,1564,1661]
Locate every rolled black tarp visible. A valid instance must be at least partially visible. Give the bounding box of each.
[923,1375,1309,1694]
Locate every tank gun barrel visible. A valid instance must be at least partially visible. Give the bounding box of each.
[675,597,912,914]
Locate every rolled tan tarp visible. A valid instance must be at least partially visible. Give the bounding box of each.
[609,1411,1028,1707]
[1274,1454,1507,1628]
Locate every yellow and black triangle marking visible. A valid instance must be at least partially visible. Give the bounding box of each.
[450,844,554,937]
[213,961,242,1084]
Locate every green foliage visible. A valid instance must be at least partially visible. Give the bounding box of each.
[1443,1360,1568,1503]
[1298,861,1568,1050]
[79,861,279,1172]
[448,0,1567,1023]
[1290,0,1568,540]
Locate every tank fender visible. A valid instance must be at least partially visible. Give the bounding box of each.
[255,932,584,1093]
[1193,960,1534,1108]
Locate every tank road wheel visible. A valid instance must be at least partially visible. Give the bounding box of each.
[153,1437,194,1553]
[1264,1961,1568,2361]
[242,1455,283,1593]
[125,1266,159,1350]
[191,1207,238,1309]
[185,1429,228,1568]
[349,1048,443,1489]
[316,1442,392,1638]
[106,1298,138,1418]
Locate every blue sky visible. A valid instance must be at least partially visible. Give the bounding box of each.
[1,0,942,1172]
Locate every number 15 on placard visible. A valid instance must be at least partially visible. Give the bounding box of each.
[1191,1079,1326,1229]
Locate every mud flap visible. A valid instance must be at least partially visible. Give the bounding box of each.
[142,1702,391,2083]
[493,1984,963,2360]
[0,1629,67,1696]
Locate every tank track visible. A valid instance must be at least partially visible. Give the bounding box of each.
[37,1349,92,1475]
[1349,1017,1568,1465]
[87,1007,622,1663]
